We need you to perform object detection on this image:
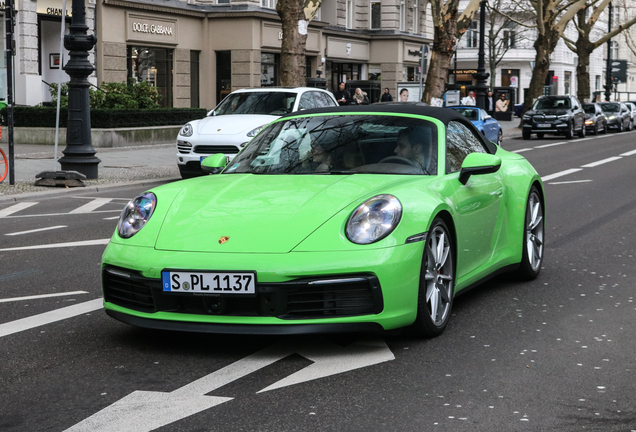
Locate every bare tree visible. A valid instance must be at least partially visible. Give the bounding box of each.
[276,0,322,87]
[421,0,481,104]
[485,0,531,89]
[561,0,636,103]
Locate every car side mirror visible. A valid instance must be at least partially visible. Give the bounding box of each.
[483,114,492,120]
[201,153,227,174]
[207,110,216,116]
[458,153,502,185]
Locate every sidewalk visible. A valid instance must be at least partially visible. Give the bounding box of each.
[499,117,523,139]
[0,142,179,201]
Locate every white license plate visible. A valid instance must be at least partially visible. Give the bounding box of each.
[537,123,551,128]
[162,270,256,294]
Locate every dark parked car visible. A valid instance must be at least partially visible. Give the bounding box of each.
[582,103,607,135]
[522,95,586,140]
[599,102,632,132]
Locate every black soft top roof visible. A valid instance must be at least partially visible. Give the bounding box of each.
[280,102,471,126]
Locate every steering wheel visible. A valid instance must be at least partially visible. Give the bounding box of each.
[378,156,420,168]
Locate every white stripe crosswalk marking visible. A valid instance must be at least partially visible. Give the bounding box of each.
[5,225,68,236]
[0,298,103,338]
[69,198,114,214]
[0,202,38,218]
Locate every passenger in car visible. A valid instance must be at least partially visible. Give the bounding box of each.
[393,127,435,173]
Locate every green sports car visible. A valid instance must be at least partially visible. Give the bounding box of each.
[101,104,545,337]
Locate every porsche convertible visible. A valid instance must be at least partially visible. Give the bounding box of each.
[102,104,545,338]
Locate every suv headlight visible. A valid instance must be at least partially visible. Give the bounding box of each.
[558,115,569,120]
[180,123,193,137]
[345,195,402,245]
[523,115,531,120]
[246,125,266,137]
[117,192,157,239]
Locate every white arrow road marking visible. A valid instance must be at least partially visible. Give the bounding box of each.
[0,298,102,338]
[4,225,67,236]
[542,168,582,182]
[0,238,110,252]
[69,198,114,214]
[65,337,394,432]
[0,202,38,218]
[0,290,88,303]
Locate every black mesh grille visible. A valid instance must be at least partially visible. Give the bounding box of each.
[193,145,240,154]
[102,267,383,319]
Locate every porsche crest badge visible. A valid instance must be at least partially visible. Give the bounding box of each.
[218,236,230,244]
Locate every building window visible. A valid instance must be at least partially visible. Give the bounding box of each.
[370,1,381,29]
[127,46,173,108]
[564,71,571,95]
[610,41,619,59]
[399,1,406,31]
[261,53,279,87]
[261,0,276,9]
[503,24,516,49]
[466,21,478,48]
[190,51,200,108]
[412,1,419,33]
[346,0,353,29]
[595,75,601,91]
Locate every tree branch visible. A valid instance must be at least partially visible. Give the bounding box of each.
[593,15,636,47]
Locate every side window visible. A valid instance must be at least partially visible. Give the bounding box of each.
[312,92,329,108]
[299,93,316,110]
[319,92,338,107]
[446,121,487,173]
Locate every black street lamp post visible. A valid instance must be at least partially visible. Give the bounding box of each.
[604,3,612,102]
[473,0,490,110]
[58,0,100,178]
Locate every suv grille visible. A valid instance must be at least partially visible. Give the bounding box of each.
[102,267,383,319]
[177,140,192,154]
[193,145,240,154]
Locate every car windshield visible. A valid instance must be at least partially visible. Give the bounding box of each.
[599,103,620,112]
[214,92,297,116]
[533,97,571,110]
[583,104,596,114]
[223,115,438,175]
[452,108,479,121]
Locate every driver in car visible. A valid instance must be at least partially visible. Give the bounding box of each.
[393,128,433,172]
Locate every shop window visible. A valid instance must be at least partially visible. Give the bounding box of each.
[501,69,520,88]
[127,46,173,108]
[370,1,381,29]
[261,53,279,87]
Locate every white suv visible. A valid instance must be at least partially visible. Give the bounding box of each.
[176,87,339,178]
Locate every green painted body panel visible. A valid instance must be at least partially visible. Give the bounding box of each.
[102,112,544,332]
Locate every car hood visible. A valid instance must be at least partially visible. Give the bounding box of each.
[154,174,415,253]
[526,109,569,116]
[194,114,279,136]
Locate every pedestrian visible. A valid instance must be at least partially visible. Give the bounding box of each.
[486,91,495,114]
[399,88,409,102]
[461,90,476,106]
[353,87,369,105]
[333,81,352,106]
[381,87,393,102]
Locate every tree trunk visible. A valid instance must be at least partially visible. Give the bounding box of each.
[525,30,559,113]
[576,40,594,103]
[422,26,456,104]
[277,0,309,87]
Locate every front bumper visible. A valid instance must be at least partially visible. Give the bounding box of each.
[101,241,424,333]
[522,122,568,134]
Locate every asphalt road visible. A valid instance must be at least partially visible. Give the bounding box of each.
[1,130,635,431]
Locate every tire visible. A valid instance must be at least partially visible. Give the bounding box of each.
[618,120,624,132]
[629,121,634,131]
[565,122,574,139]
[516,187,544,280]
[522,129,531,140]
[578,122,586,138]
[411,218,455,338]
[592,124,598,135]
[536,133,544,139]
[602,121,608,134]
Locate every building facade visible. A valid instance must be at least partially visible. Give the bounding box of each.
[3,0,434,109]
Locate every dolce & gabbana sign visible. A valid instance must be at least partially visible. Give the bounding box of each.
[127,13,178,44]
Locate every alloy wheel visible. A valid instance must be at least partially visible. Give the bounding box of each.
[423,225,454,326]
[525,191,544,273]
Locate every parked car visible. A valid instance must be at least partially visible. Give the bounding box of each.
[598,102,632,132]
[624,102,636,126]
[176,87,339,178]
[514,103,524,117]
[448,106,503,145]
[582,103,607,135]
[522,95,586,139]
[103,105,545,338]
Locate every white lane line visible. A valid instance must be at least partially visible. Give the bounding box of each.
[542,168,583,182]
[0,238,110,252]
[548,180,593,185]
[0,202,38,218]
[535,141,567,148]
[69,198,114,214]
[620,149,636,156]
[581,156,623,168]
[4,225,67,236]
[0,291,88,303]
[0,298,103,338]
[512,148,533,153]
[574,137,593,142]
[103,216,120,220]
[2,210,120,219]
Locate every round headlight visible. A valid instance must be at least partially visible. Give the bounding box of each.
[117,192,157,239]
[180,123,193,137]
[345,194,402,245]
